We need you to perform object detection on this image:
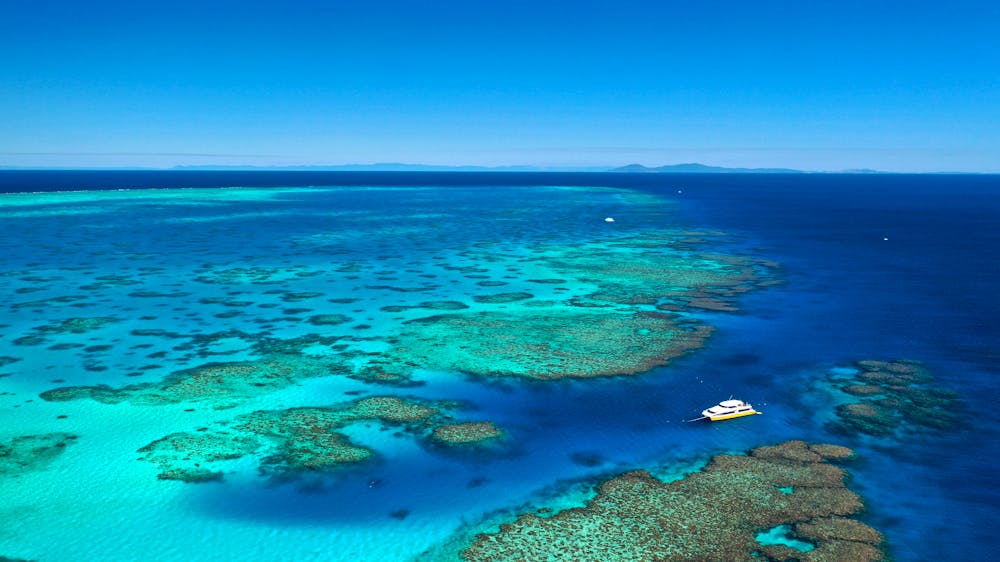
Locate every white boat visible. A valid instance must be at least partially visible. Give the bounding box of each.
[700,399,760,421]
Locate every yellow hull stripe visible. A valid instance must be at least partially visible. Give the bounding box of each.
[708,410,761,421]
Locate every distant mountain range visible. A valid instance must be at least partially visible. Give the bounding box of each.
[5,162,964,173]
[171,163,610,172]
[610,163,884,174]
[170,162,887,174]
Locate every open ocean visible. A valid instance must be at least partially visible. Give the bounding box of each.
[0,171,997,561]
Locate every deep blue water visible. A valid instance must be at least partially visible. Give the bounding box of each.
[665,173,1000,559]
[0,171,997,560]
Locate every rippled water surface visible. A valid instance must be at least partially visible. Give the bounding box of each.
[0,172,996,561]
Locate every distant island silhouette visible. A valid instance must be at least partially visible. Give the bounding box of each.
[9,163,969,174]
[610,163,884,174]
[163,162,887,173]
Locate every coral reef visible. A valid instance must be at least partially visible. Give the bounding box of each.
[0,356,20,368]
[472,292,534,304]
[460,441,885,562]
[825,359,961,437]
[193,266,311,285]
[137,431,259,482]
[137,396,503,482]
[307,314,352,326]
[418,300,470,311]
[10,295,88,311]
[11,316,120,346]
[362,233,776,382]
[540,236,777,309]
[348,365,418,386]
[37,317,120,334]
[280,291,324,302]
[0,433,78,478]
[348,396,440,422]
[41,357,349,409]
[383,311,711,380]
[30,229,776,412]
[431,422,504,445]
[379,301,470,314]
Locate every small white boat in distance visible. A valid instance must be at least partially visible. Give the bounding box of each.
[604,217,615,222]
[701,399,760,421]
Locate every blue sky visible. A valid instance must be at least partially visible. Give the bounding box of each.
[1,0,998,171]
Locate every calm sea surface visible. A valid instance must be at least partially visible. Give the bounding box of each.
[0,171,997,561]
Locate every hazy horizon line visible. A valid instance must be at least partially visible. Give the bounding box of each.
[0,162,993,175]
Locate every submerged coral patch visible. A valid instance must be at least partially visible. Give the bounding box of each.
[417,300,469,311]
[432,422,504,445]
[137,431,260,483]
[823,359,961,437]
[459,441,885,562]
[540,236,777,309]
[12,316,120,346]
[137,396,504,482]
[41,357,349,409]
[356,232,776,382]
[38,317,120,334]
[348,396,440,422]
[127,290,194,298]
[280,291,324,302]
[0,433,78,478]
[349,365,419,386]
[0,357,21,368]
[193,266,313,286]
[307,314,352,326]
[10,294,89,311]
[387,311,710,380]
[471,292,534,304]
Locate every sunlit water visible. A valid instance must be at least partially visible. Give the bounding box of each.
[0,172,996,561]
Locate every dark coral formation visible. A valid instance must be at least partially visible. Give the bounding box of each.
[382,311,711,380]
[347,396,441,422]
[431,422,504,445]
[280,291,324,302]
[363,233,777,382]
[41,357,349,409]
[10,294,88,311]
[348,365,420,386]
[460,441,884,562]
[11,316,120,346]
[137,396,504,482]
[307,313,352,326]
[36,316,120,334]
[27,226,776,405]
[380,301,470,314]
[418,300,470,311]
[825,359,960,437]
[541,236,778,309]
[137,431,259,482]
[0,433,78,478]
[472,292,534,304]
[193,266,310,285]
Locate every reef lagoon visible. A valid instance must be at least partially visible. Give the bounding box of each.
[0,171,997,561]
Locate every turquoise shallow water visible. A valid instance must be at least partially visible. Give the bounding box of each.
[1,173,997,561]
